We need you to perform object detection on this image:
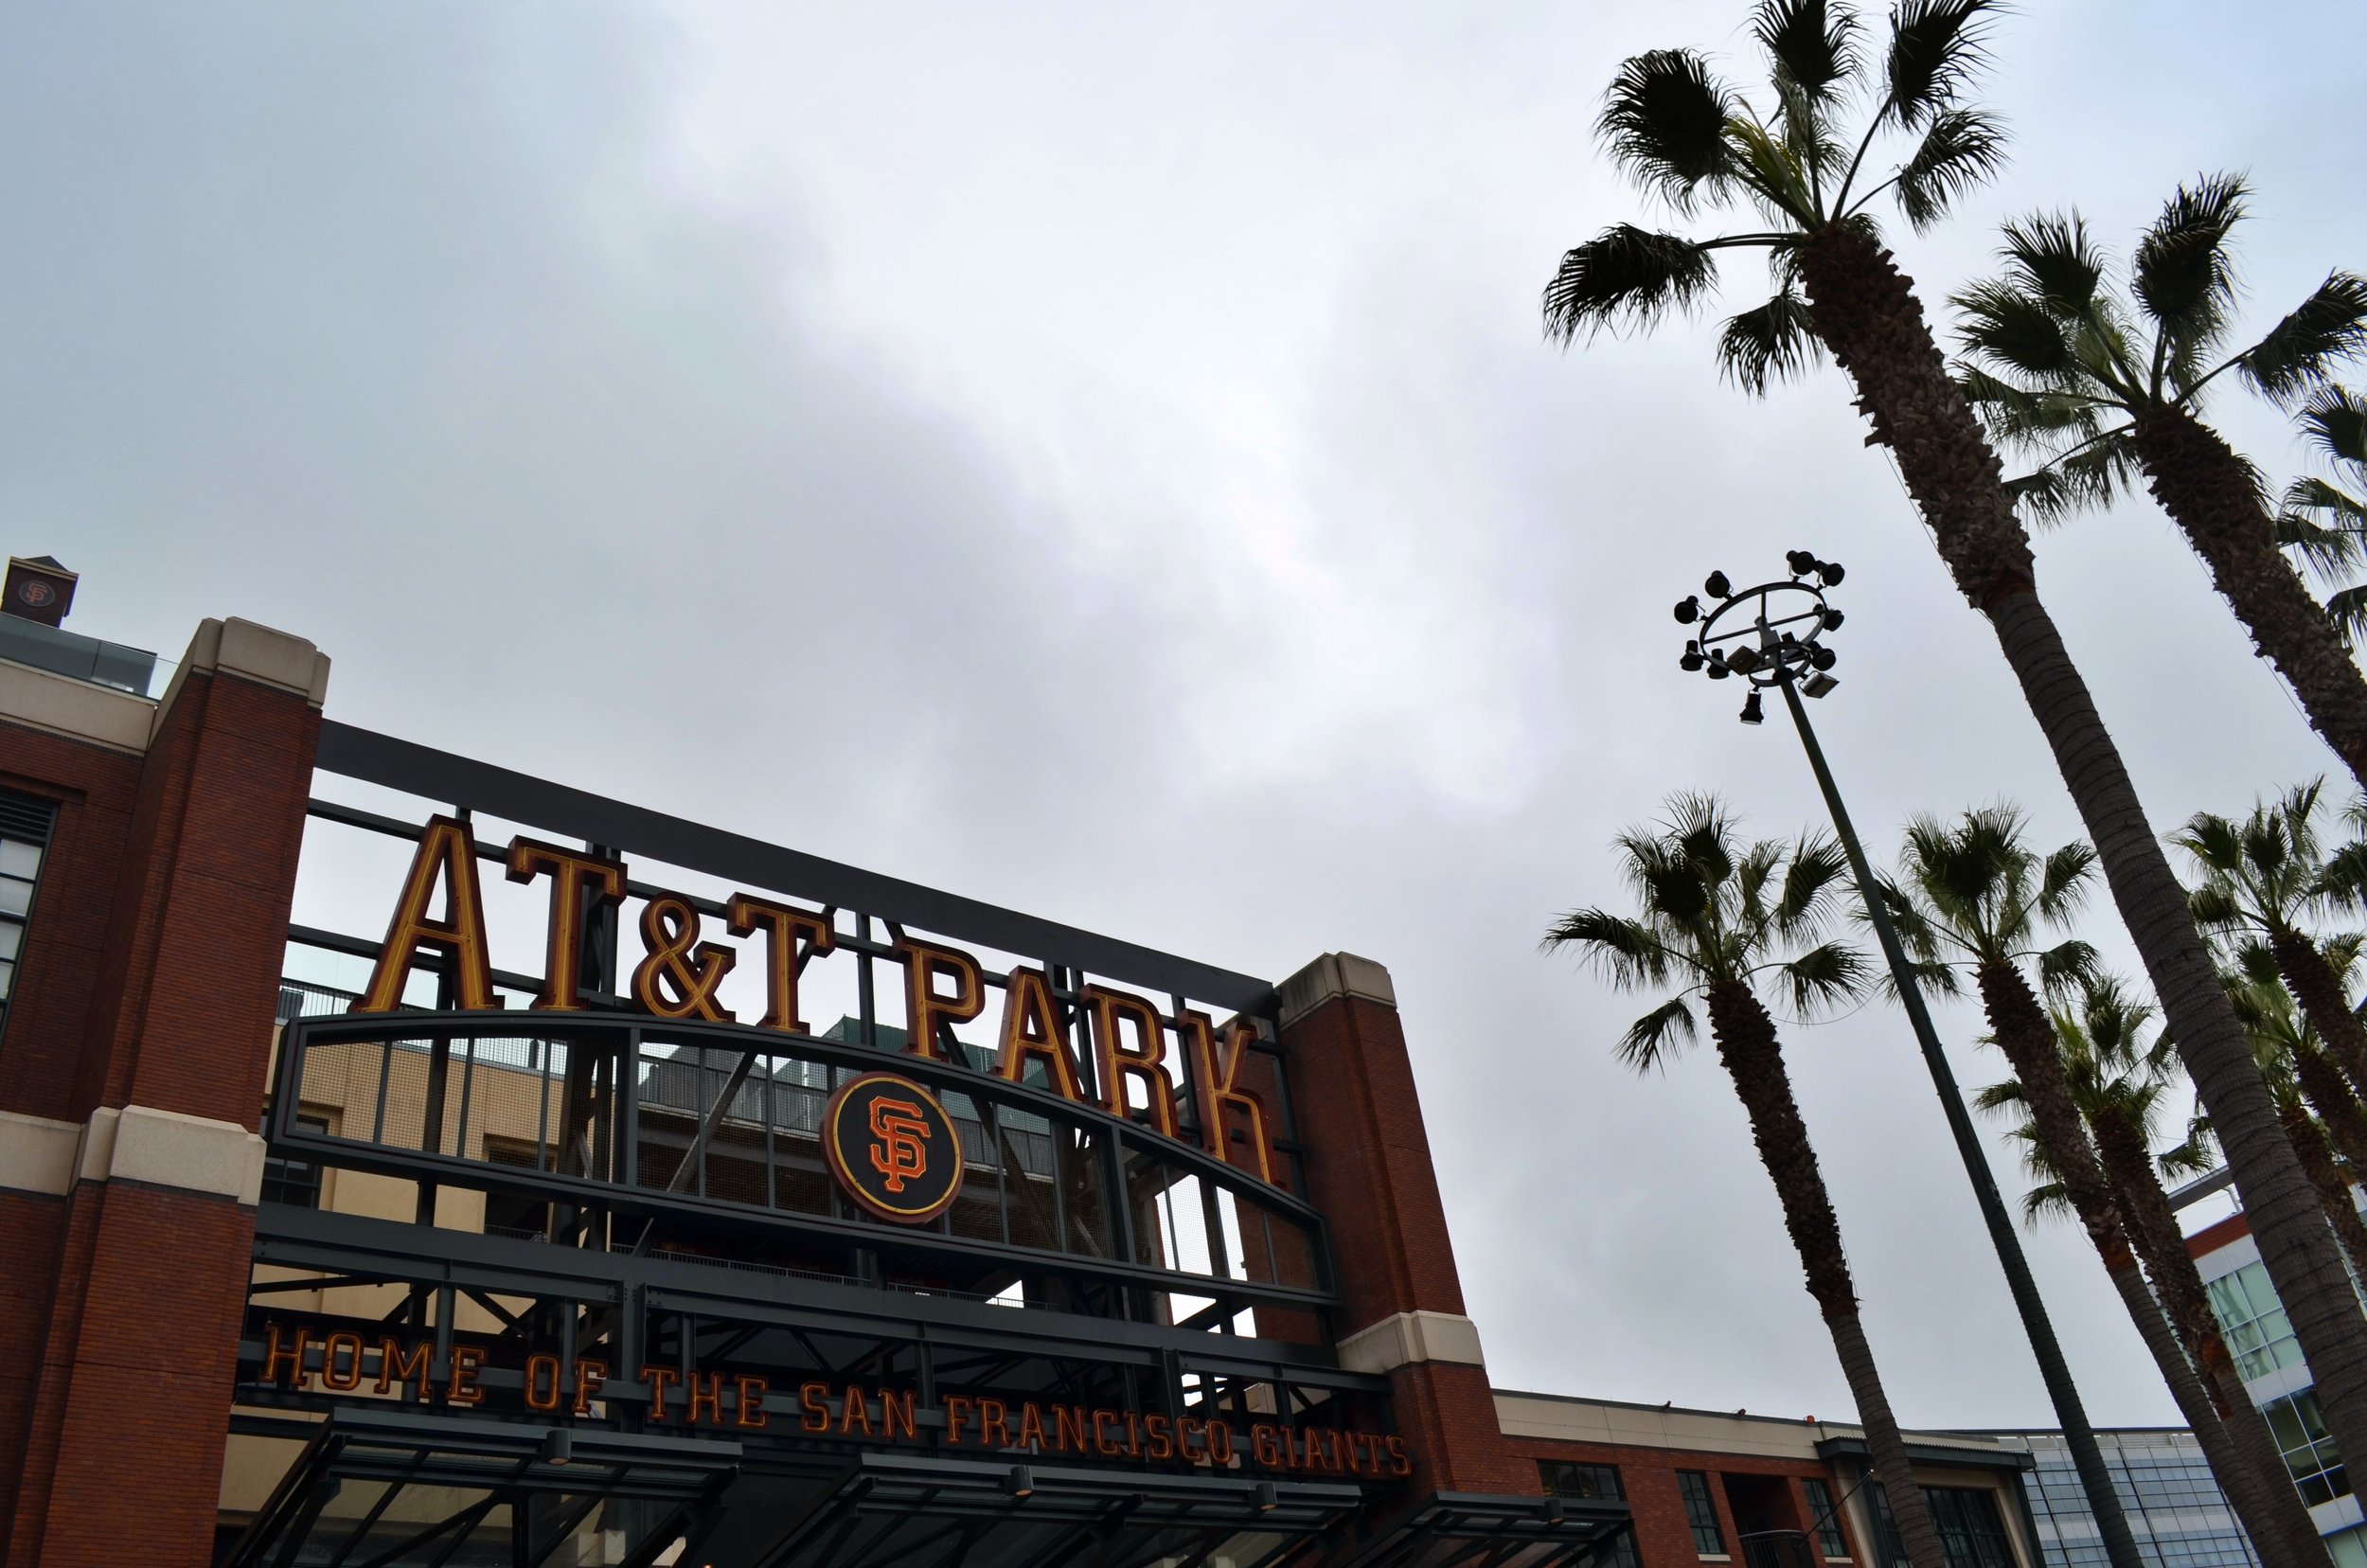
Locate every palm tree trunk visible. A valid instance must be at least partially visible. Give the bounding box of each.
[2270,928,2367,1106]
[2092,1101,2330,1566]
[1792,221,2367,1475]
[2288,1039,2367,1184]
[2281,1096,2367,1282]
[1977,962,2323,1561]
[2100,1229,2319,1568]
[1703,979,1948,1568]
[2128,407,2367,790]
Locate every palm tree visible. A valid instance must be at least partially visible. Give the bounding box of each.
[1540,0,2367,1451]
[1891,812,2323,1563]
[1544,793,1946,1568]
[2222,944,2367,1278]
[1952,184,2367,781]
[2277,386,2367,648]
[2177,782,2367,1105]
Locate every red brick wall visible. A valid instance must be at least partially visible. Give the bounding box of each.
[0,726,144,1123]
[0,663,320,1566]
[1282,985,1536,1498]
[1512,1434,1867,1568]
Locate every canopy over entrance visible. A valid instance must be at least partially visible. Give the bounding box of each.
[225,1413,1627,1568]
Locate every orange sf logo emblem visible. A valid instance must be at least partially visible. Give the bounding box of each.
[866,1097,932,1193]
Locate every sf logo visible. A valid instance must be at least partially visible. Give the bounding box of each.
[867,1097,933,1193]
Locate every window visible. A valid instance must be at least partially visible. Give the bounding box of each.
[1871,1486,2015,1568]
[2264,1390,2349,1507]
[484,1135,559,1238]
[1680,1471,1728,1556]
[0,791,57,1045]
[259,1114,330,1208]
[1541,1464,1639,1568]
[1803,1477,1850,1559]
[1541,1462,1624,1501]
[2206,1262,2305,1382]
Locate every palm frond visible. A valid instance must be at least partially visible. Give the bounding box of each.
[1754,0,1863,100]
[2130,173,2249,369]
[2274,492,2365,582]
[2036,939,2101,999]
[1774,832,1856,936]
[1972,1076,2027,1114]
[1597,50,1738,214]
[1542,907,1681,991]
[1893,108,2007,232]
[1779,939,1870,1015]
[2300,386,2367,472]
[1953,279,2073,377]
[2328,585,2367,652]
[2036,842,2097,919]
[1543,226,1722,345]
[2014,431,2139,526]
[1617,995,1700,1071]
[1718,289,1825,394]
[1999,210,2105,316]
[2238,273,2367,405]
[1883,0,2000,129]
[1959,366,2099,448]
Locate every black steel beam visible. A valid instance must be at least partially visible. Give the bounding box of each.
[313,721,1277,1014]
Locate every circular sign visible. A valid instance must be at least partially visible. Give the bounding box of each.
[17,580,54,608]
[822,1072,966,1225]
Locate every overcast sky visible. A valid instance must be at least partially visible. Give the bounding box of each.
[9,2,2367,1429]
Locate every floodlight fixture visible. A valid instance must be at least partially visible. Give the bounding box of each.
[1801,670,1839,698]
[1787,549,1819,576]
[1703,570,1731,597]
[1006,1465,1036,1499]
[1739,689,1765,724]
[1724,644,1765,676]
[1675,597,1701,624]
[1819,561,1845,585]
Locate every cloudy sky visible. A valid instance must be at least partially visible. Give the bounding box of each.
[8,2,2366,1428]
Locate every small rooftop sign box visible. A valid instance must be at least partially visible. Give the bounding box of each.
[3,556,76,629]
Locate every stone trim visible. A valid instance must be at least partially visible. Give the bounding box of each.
[1337,1309,1486,1375]
[153,616,330,740]
[76,1105,267,1205]
[1278,952,1397,1027]
[0,1109,83,1196]
[0,659,154,755]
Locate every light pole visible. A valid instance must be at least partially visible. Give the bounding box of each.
[1677,554,2145,1568]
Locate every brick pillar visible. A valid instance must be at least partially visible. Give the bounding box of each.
[5,618,326,1568]
[1278,953,1535,1498]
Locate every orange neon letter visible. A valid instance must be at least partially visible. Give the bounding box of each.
[353,816,494,1013]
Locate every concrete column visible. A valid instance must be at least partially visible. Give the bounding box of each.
[1278,952,1535,1498]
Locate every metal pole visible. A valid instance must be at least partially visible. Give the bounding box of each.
[1775,673,2145,1568]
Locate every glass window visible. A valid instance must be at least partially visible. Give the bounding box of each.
[259,1114,330,1209]
[2205,1262,2305,1382]
[1803,1477,1850,1559]
[2263,1390,2350,1507]
[0,792,56,1043]
[1541,1463,1638,1568]
[1681,1471,1728,1556]
[1872,1485,2015,1568]
[1542,1462,1625,1501]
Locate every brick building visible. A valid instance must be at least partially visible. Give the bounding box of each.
[0,579,2074,1567]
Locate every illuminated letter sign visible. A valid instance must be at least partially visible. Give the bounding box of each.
[823,1073,965,1224]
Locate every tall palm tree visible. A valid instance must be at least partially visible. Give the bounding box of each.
[1952,184,2367,782]
[2177,782,2367,1106]
[1544,793,1946,1568]
[2222,944,2367,1279]
[2277,386,2367,648]
[1891,813,2324,1563]
[1540,0,2367,1452]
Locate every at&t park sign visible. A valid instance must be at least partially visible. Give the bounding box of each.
[351,816,1281,1195]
